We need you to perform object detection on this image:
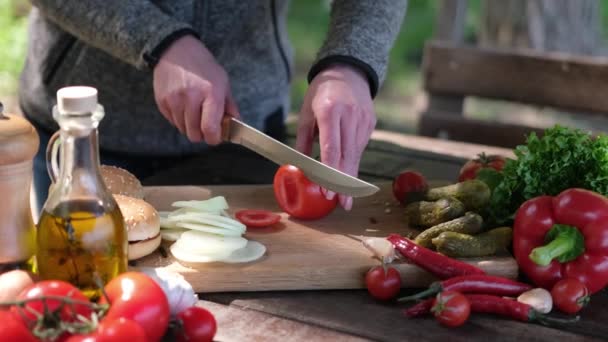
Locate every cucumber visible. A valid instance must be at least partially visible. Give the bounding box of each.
[414,212,483,248]
[405,197,465,227]
[431,227,513,258]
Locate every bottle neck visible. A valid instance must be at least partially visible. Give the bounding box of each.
[58,127,101,183]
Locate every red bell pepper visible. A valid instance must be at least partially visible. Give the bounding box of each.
[513,188,608,294]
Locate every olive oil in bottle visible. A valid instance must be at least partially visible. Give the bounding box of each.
[38,86,127,300]
[37,200,126,300]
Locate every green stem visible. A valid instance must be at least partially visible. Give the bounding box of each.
[397,283,442,302]
[529,225,585,266]
[0,295,108,311]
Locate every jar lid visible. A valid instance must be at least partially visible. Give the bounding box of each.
[0,103,40,165]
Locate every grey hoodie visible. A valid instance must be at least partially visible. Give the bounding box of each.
[19,0,407,156]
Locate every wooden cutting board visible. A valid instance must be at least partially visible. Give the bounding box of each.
[135,183,518,293]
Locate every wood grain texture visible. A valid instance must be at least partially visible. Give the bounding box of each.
[422,41,608,114]
[418,111,546,148]
[195,300,367,342]
[134,183,518,293]
[205,290,604,342]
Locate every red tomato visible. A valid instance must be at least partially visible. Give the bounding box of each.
[11,280,93,328]
[235,209,281,228]
[458,153,506,182]
[392,170,428,205]
[551,279,590,314]
[0,311,37,342]
[273,164,338,220]
[64,334,96,342]
[364,266,402,301]
[175,306,217,342]
[99,272,170,342]
[431,291,470,327]
[95,318,147,342]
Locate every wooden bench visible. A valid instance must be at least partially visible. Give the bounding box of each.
[418,0,608,148]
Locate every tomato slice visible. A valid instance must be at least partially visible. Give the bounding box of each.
[235,209,281,228]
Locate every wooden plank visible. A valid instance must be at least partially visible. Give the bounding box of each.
[422,41,608,114]
[422,0,468,135]
[370,129,515,160]
[134,183,518,293]
[196,300,367,342]
[204,290,604,342]
[434,0,469,42]
[418,111,545,148]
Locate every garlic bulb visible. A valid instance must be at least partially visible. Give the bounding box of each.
[139,267,198,316]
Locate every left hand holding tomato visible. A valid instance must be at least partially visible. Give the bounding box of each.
[295,64,376,211]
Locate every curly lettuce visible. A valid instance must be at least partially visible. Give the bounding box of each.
[486,125,608,225]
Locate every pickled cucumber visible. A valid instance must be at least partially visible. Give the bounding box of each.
[405,197,465,227]
[414,212,483,248]
[425,179,491,211]
[431,227,513,258]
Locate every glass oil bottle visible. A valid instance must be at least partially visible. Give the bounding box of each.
[37,86,127,300]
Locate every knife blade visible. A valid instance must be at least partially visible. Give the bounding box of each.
[221,117,379,198]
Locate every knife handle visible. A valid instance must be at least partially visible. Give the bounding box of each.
[221,116,232,142]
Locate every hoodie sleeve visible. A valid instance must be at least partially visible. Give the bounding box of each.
[31,0,199,71]
[307,0,408,98]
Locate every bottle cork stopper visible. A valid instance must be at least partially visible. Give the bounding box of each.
[57,86,98,115]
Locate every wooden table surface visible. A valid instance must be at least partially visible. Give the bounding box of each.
[143,126,607,342]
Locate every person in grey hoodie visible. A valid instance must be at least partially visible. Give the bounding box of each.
[19,1,407,213]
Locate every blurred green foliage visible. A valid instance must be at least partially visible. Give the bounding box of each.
[0,0,29,95]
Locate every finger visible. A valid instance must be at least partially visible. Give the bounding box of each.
[183,89,203,142]
[157,96,173,124]
[201,95,224,145]
[338,110,360,211]
[317,103,342,200]
[225,88,241,119]
[295,111,315,156]
[166,93,186,134]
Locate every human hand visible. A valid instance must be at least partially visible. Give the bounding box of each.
[153,35,239,144]
[296,64,376,211]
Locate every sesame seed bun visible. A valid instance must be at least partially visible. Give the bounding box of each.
[101,165,145,199]
[114,194,161,260]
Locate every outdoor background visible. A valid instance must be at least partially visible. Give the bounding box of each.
[2,0,608,137]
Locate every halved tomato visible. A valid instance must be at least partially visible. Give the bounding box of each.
[273,165,338,220]
[235,209,281,228]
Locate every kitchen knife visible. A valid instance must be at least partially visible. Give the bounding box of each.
[221,117,379,198]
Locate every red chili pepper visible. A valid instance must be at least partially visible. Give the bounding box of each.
[387,234,485,279]
[465,294,579,325]
[397,275,533,302]
[513,188,608,294]
[403,298,434,318]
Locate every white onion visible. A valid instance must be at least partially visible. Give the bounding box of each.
[138,267,198,316]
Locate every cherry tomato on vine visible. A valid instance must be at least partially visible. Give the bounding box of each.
[273,164,338,220]
[99,272,170,342]
[458,153,506,182]
[392,170,428,205]
[235,209,281,228]
[365,266,402,301]
[551,278,590,314]
[11,280,93,328]
[95,318,147,342]
[0,311,36,342]
[431,291,470,327]
[175,306,217,342]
